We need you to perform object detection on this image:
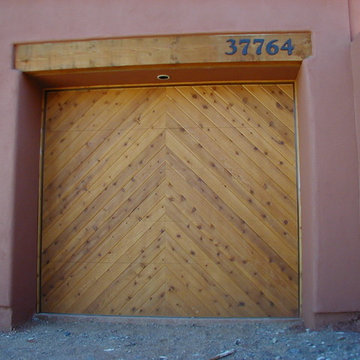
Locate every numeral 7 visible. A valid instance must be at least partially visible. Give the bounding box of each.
[253,39,264,55]
[239,39,250,55]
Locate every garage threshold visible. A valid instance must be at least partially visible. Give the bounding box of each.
[34,313,302,326]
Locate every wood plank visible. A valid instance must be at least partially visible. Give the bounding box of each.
[167,87,298,206]
[93,252,166,315]
[166,163,298,279]
[165,116,297,234]
[42,128,166,241]
[43,87,166,187]
[213,85,296,159]
[51,218,167,313]
[42,169,167,290]
[166,127,298,259]
[43,90,126,166]
[165,203,291,316]
[45,89,121,131]
[165,140,297,274]
[16,33,312,72]
[41,166,167,294]
[165,262,221,316]
[165,221,270,316]
[115,263,167,316]
[243,85,295,131]
[260,85,295,112]
[190,85,296,181]
[165,149,298,285]
[136,283,168,316]
[165,174,298,312]
[42,90,168,221]
[42,198,167,311]
[42,122,165,227]
[275,84,294,100]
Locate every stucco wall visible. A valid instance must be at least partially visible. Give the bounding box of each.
[352,32,360,245]
[1,0,359,329]
[349,0,360,39]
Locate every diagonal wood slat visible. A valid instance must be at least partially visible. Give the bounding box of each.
[41,84,298,317]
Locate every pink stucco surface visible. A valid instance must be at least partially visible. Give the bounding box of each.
[350,0,360,39]
[352,33,360,237]
[1,0,360,329]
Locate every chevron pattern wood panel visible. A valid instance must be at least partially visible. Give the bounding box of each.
[41,84,298,317]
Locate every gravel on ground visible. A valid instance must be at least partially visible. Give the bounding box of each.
[1,316,360,360]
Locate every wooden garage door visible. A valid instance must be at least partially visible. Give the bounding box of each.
[40,84,298,317]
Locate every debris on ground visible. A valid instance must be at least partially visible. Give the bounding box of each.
[209,348,236,359]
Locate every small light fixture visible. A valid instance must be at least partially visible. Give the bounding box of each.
[157,74,171,80]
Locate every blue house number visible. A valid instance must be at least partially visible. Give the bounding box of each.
[225,38,294,56]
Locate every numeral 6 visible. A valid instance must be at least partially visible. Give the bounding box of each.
[266,39,279,55]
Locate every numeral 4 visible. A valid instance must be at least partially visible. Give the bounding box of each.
[281,39,294,55]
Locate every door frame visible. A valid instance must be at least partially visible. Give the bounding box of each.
[13,32,310,320]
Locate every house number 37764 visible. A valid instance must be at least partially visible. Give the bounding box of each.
[225,38,294,56]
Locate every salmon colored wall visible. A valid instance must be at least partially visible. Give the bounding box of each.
[351,33,360,242]
[349,0,360,39]
[1,0,360,329]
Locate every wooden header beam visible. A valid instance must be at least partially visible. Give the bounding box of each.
[15,33,311,73]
